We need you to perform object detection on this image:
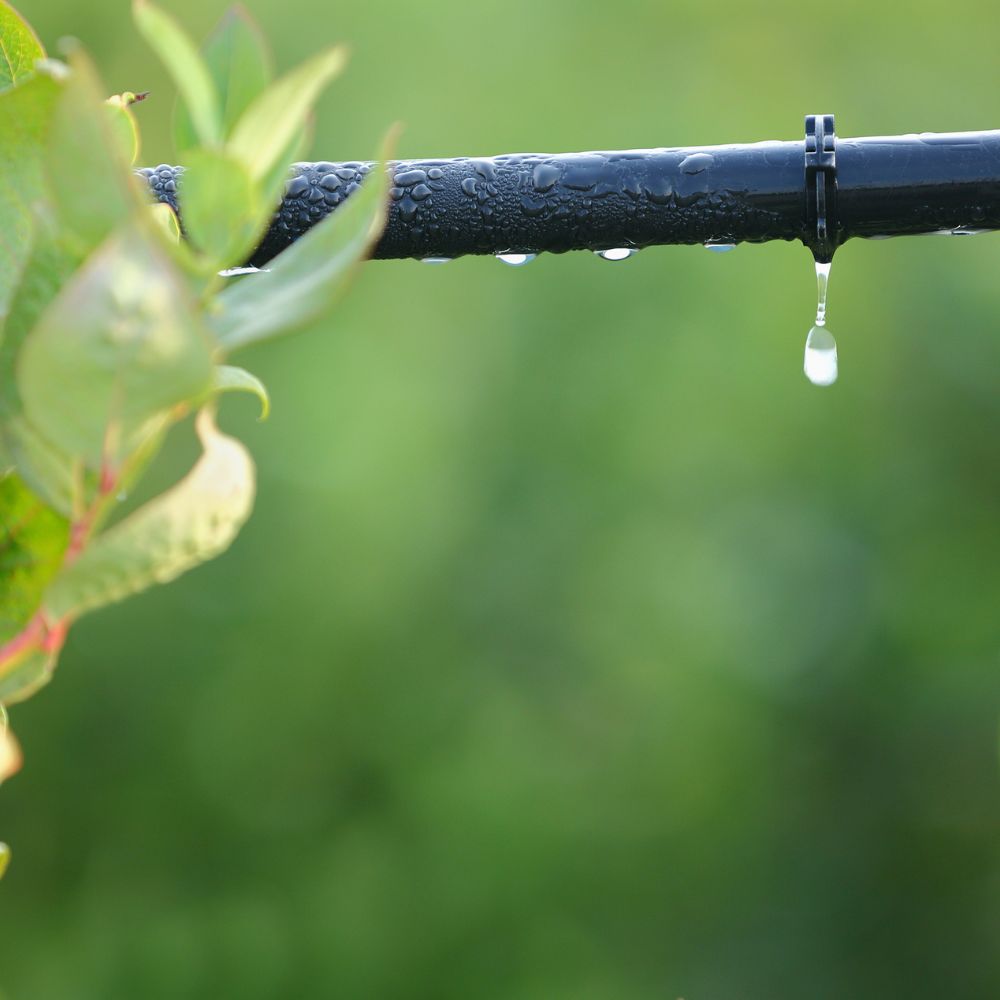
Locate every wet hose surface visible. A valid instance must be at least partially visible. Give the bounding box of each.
[138,130,1000,266]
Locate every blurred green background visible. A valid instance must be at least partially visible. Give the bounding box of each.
[3,0,1000,996]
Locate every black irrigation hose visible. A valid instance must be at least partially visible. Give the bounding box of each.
[138,119,1000,267]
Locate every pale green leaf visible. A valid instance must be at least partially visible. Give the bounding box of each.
[133,0,222,148]
[174,4,273,151]
[44,46,139,254]
[211,131,394,350]
[180,148,263,267]
[44,409,255,621]
[0,643,54,705]
[227,45,346,181]
[18,224,215,469]
[0,842,9,878]
[213,365,270,419]
[0,0,44,90]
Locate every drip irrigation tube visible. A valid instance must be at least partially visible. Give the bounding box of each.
[138,116,1000,267]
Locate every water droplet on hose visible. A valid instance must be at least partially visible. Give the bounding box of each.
[218,266,265,277]
[421,257,452,265]
[595,248,636,261]
[704,241,736,253]
[496,253,536,266]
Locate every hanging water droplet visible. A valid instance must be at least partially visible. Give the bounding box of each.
[804,325,838,386]
[594,248,636,261]
[496,252,536,266]
[803,258,837,386]
[421,257,452,264]
[704,241,736,253]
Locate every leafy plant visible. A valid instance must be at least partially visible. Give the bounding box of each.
[0,0,391,863]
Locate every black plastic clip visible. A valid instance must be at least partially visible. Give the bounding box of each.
[804,113,838,261]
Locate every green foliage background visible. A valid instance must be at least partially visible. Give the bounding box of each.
[3,0,1000,996]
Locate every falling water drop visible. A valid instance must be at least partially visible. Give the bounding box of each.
[704,241,736,253]
[496,252,536,266]
[803,259,837,386]
[421,257,452,264]
[595,248,637,261]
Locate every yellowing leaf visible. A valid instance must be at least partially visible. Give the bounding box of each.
[44,410,255,621]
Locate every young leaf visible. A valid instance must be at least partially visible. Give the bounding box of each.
[174,4,273,151]
[104,95,141,165]
[179,148,263,267]
[211,131,395,350]
[43,409,255,622]
[0,0,44,90]
[213,365,270,419]
[17,224,215,470]
[226,45,346,181]
[132,0,222,148]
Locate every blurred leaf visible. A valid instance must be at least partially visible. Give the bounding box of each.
[0,68,60,325]
[211,131,394,350]
[0,474,70,645]
[17,224,214,470]
[213,365,270,419]
[180,148,263,267]
[133,0,221,148]
[0,841,9,878]
[44,409,255,621]
[104,96,141,165]
[44,46,138,254]
[0,0,44,90]
[174,4,273,152]
[227,45,346,182]
[0,416,77,517]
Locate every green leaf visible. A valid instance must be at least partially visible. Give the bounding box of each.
[0,0,44,90]
[133,0,222,148]
[0,68,61,326]
[213,365,270,419]
[227,45,346,181]
[211,130,394,350]
[17,224,215,470]
[0,842,9,878]
[174,4,273,152]
[43,409,255,621]
[0,473,69,645]
[180,148,263,267]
